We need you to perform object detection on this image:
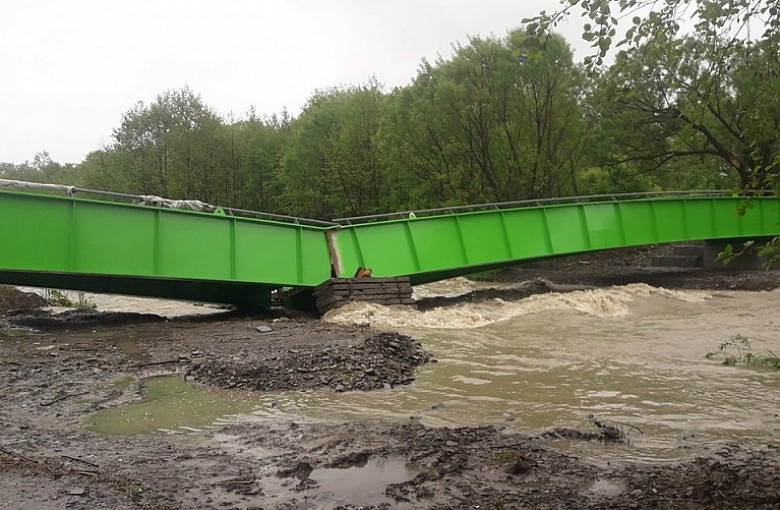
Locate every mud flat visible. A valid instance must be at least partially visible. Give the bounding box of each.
[2,257,780,509]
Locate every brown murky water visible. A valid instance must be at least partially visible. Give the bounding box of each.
[87,281,780,462]
[283,282,780,460]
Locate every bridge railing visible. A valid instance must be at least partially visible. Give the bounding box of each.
[332,190,776,225]
[0,178,336,227]
[4,177,776,229]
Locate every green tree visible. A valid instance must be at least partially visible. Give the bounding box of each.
[381,29,590,208]
[97,87,224,198]
[527,0,780,190]
[0,152,79,184]
[218,111,289,212]
[585,36,778,190]
[280,81,388,219]
[528,0,780,264]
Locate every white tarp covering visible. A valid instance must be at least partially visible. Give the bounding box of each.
[0,178,219,213]
[136,195,216,212]
[0,178,75,196]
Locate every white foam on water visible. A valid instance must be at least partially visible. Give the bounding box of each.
[412,277,509,299]
[323,283,711,330]
[450,375,493,385]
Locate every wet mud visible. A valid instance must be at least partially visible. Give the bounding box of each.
[2,251,780,509]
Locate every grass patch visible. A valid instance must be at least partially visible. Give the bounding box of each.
[466,270,500,282]
[706,335,780,370]
[110,375,135,391]
[44,289,95,309]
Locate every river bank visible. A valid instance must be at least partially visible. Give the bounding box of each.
[2,252,780,509]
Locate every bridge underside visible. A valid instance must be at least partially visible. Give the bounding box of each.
[0,270,275,307]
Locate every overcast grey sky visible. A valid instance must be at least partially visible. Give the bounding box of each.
[1,0,582,165]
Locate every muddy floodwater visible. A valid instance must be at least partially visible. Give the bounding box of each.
[92,281,780,461]
[3,272,780,510]
[238,282,779,461]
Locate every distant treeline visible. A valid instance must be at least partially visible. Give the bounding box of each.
[4,26,777,220]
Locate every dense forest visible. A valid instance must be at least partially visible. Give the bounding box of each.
[2,4,778,221]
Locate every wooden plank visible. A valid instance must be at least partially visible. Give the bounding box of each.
[314,276,415,312]
[314,283,411,295]
[318,284,408,293]
[314,277,411,293]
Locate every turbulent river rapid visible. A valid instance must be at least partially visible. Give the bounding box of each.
[262,279,780,461]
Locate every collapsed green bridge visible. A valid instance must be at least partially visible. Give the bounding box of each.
[1,180,779,308]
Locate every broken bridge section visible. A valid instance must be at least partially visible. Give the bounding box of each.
[329,193,780,285]
[0,185,333,307]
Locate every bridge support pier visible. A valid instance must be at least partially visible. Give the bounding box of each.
[313,277,415,313]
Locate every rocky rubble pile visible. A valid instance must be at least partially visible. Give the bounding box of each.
[0,286,47,313]
[185,332,432,392]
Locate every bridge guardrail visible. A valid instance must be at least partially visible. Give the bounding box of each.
[332,190,778,225]
[0,178,336,227]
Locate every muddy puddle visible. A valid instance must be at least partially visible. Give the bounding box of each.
[115,339,146,361]
[87,376,256,435]
[249,457,417,508]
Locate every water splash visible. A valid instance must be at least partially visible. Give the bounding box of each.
[411,276,508,299]
[324,283,711,330]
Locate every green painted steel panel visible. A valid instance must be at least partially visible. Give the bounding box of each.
[458,213,512,265]
[502,208,552,258]
[652,200,687,242]
[299,229,329,284]
[234,221,333,285]
[331,224,399,277]
[0,193,72,271]
[583,203,622,248]
[73,203,157,274]
[619,201,657,245]
[545,205,590,253]
[329,228,362,277]
[412,218,469,273]
[158,213,233,279]
[0,189,332,306]
[331,196,780,282]
[682,200,715,240]
[742,200,768,236]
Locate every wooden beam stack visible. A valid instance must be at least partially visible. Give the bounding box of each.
[313,277,416,313]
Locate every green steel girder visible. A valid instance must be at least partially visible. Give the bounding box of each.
[0,189,332,306]
[329,196,780,284]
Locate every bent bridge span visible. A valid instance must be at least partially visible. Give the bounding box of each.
[1,182,778,307]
